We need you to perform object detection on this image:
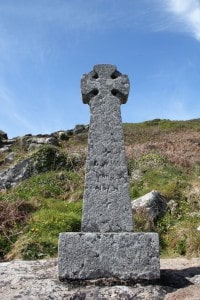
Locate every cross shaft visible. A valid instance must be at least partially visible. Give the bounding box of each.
[81,64,133,232]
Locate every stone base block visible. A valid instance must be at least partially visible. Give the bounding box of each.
[58,232,160,281]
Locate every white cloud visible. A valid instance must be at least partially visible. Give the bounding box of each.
[165,0,200,40]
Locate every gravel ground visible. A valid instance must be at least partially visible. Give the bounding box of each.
[0,258,199,299]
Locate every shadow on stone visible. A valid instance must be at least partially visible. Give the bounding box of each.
[159,266,200,288]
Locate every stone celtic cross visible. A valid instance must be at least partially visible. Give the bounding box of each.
[58,64,160,281]
[81,64,133,233]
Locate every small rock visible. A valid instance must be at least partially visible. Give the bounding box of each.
[132,190,167,221]
[4,152,15,163]
[167,199,178,215]
[3,138,16,145]
[26,136,59,150]
[74,124,85,134]
[0,146,10,153]
[19,135,32,149]
[0,130,8,140]
[27,137,46,144]
[131,169,142,181]
[66,129,74,136]
[45,137,58,145]
[57,131,69,141]
[28,143,42,151]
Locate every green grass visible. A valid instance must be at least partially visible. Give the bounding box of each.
[156,213,200,257]
[0,171,83,260]
[20,201,82,259]
[129,151,200,257]
[124,118,200,132]
[0,119,200,260]
[129,153,188,200]
[0,170,84,202]
[2,199,82,260]
[123,119,200,144]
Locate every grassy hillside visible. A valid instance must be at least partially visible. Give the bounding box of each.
[0,119,200,261]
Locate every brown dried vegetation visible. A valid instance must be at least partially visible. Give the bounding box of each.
[0,119,200,260]
[0,200,35,259]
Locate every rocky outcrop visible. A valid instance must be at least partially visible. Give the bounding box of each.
[4,152,15,163]
[0,146,73,189]
[73,124,86,134]
[19,135,59,151]
[53,125,89,140]
[0,130,8,140]
[0,139,17,155]
[0,130,18,153]
[131,190,167,222]
[0,146,10,153]
[18,125,89,151]
[0,125,89,153]
[0,157,36,189]
[27,136,59,151]
[0,258,199,299]
[0,124,89,189]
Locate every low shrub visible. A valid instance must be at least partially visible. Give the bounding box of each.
[0,200,35,260]
[156,213,200,257]
[6,200,82,260]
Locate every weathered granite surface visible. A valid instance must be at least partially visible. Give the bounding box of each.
[58,232,160,280]
[132,190,167,222]
[58,64,160,281]
[81,64,133,232]
[1,258,200,300]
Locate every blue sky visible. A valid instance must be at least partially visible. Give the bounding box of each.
[0,0,200,138]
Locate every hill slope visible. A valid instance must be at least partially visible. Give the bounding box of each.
[0,119,200,261]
